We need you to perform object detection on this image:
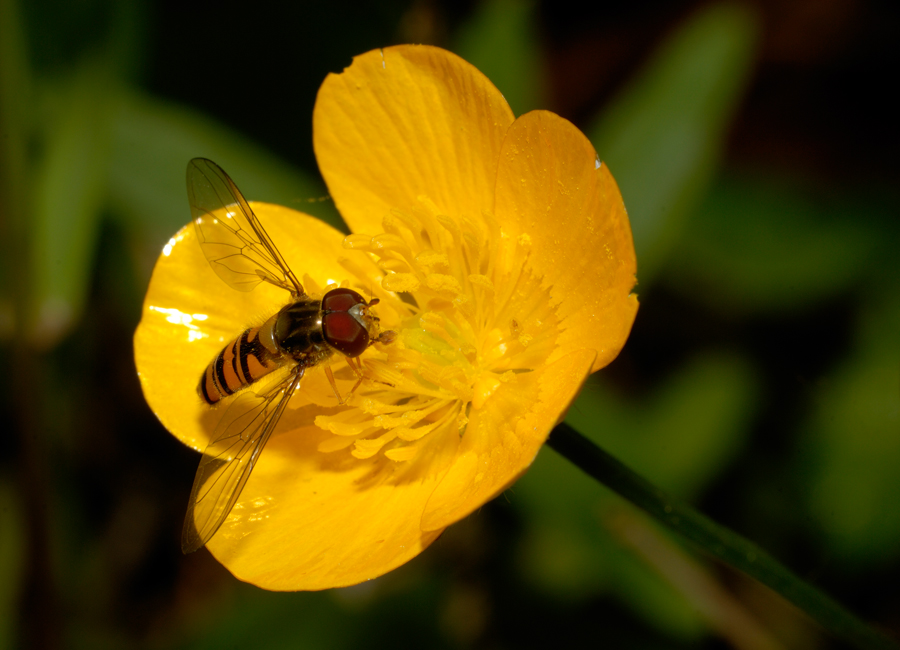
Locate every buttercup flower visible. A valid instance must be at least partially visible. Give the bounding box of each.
[134,45,638,590]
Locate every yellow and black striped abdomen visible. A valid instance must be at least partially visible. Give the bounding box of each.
[198,327,282,405]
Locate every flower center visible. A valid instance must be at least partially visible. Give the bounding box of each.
[314,197,559,463]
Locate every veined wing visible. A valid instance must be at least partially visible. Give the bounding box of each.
[181,367,304,554]
[187,158,303,295]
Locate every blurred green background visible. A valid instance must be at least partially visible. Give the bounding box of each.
[1,0,897,648]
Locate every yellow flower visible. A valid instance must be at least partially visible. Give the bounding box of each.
[134,45,638,590]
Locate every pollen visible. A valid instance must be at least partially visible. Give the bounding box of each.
[383,273,421,293]
[316,198,560,465]
[425,274,461,295]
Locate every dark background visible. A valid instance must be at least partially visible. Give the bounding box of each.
[1,0,898,648]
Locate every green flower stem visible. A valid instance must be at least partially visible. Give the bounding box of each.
[546,422,896,650]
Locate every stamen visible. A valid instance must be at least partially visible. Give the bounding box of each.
[327,196,560,463]
[416,250,449,270]
[352,430,399,459]
[383,273,421,293]
[425,274,461,296]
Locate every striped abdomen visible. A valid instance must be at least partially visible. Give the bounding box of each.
[198,326,282,405]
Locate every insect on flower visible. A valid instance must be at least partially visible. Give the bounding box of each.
[135,46,638,590]
[182,158,395,554]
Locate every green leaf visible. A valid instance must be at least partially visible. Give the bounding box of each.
[30,60,113,348]
[106,89,340,259]
[0,0,31,341]
[516,449,707,641]
[589,2,759,280]
[515,354,756,635]
[803,289,900,565]
[568,353,758,499]
[453,0,543,116]
[665,173,883,314]
[547,424,898,650]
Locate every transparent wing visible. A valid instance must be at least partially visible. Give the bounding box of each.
[181,367,304,554]
[186,158,303,295]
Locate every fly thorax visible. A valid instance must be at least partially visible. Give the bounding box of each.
[273,298,327,356]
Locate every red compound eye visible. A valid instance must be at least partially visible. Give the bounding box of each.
[321,287,364,313]
[321,288,370,357]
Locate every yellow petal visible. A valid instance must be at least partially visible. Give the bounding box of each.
[313,45,515,235]
[494,110,639,373]
[206,402,452,590]
[421,348,596,531]
[133,203,381,452]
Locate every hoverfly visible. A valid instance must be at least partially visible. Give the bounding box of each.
[182,158,395,554]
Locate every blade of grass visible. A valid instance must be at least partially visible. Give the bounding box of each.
[590,2,759,280]
[453,0,543,116]
[107,89,340,253]
[546,422,897,650]
[0,4,62,648]
[30,59,113,348]
[0,0,31,340]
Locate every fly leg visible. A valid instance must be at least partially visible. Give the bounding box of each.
[342,356,368,404]
[324,358,367,406]
[324,365,344,404]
